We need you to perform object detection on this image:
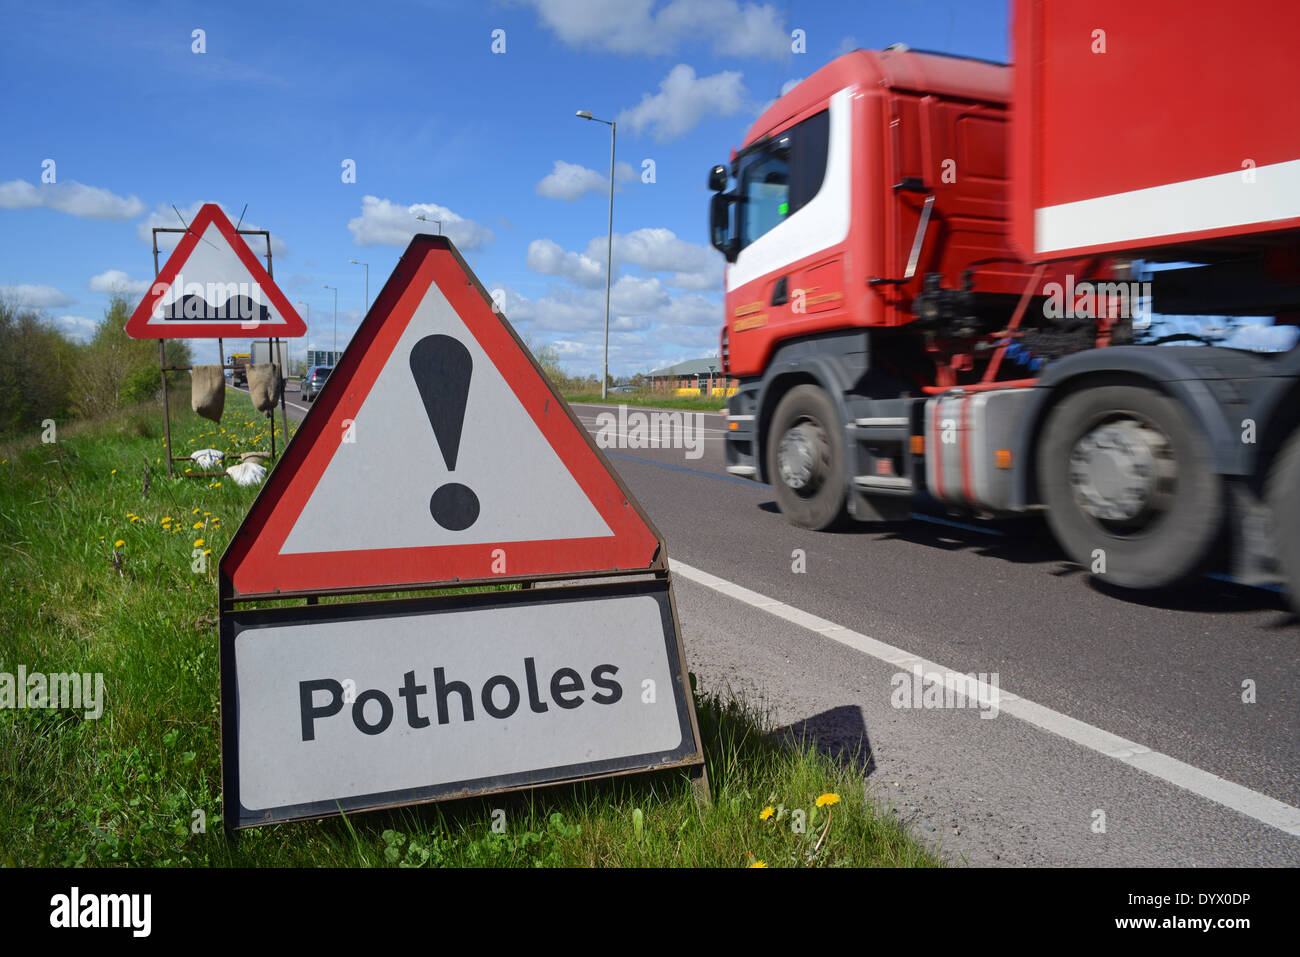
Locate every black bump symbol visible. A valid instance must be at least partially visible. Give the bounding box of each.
[410,334,480,530]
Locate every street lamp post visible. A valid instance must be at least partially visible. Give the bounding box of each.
[415,214,442,234]
[349,260,370,314]
[324,284,338,359]
[576,109,616,400]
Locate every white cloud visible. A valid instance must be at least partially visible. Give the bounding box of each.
[525,0,788,59]
[0,284,74,308]
[536,161,608,201]
[347,196,494,250]
[88,269,151,296]
[48,315,98,342]
[612,275,673,314]
[488,275,721,377]
[526,238,607,287]
[0,179,145,220]
[593,228,722,290]
[617,64,747,142]
[536,160,639,201]
[495,223,727,376]
[136,202,289,256]
[780,76,803,96]
[531,228,721,292]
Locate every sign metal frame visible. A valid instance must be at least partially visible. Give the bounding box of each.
[217,234,706,833]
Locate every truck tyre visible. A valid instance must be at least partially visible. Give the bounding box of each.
[1265,427,1300,616]
[766,384,848,530]
[1037,384,1223,590]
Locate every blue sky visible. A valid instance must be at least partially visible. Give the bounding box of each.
[1,0,1018,376]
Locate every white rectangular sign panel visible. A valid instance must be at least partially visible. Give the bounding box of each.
[221,580,700,828]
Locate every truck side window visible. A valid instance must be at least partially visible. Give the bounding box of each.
[738,109,829,250]
[789,110,829,212]
[741,153,789,246]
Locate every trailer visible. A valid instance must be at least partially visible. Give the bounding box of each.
[708,0,1300,609]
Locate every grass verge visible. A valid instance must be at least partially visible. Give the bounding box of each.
[0,398,939,867]
[563,391,728,412]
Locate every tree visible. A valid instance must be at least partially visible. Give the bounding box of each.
[73,295,190,418]
[0,297,80,437]
[522,333,570,388]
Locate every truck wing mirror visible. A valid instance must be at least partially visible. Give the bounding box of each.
[708,164,728,191]
[709,192,738,262]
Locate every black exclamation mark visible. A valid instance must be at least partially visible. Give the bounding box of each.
[410,334,480,530]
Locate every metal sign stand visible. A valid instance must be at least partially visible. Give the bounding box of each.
[218,235,709,834]
[150,224,288,478]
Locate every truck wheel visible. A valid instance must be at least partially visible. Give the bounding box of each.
[1265,428,1300,616]
[1037,384,1223,589]
[766,385,848,530]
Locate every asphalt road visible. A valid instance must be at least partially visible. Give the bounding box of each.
[252,384,1300,865]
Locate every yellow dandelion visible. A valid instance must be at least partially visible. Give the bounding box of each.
[192,521,204,529]
[114,540,125,548]
[161,518,171,525]
[203,549,212,555]
[99,536,105,541]
[749,860,768,868]
[111,469,117,474]
[759,806,775,821]
[194,538,204,547]
[815,793,840,808]
[193,508,200,514]
[203,511,210,516]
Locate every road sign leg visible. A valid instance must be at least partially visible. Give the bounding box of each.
[689,762,712,808]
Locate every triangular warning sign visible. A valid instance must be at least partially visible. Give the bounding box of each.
[125,203,306,339]
[221,235,662,597]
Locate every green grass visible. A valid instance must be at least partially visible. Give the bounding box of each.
[0,397,940,868]
[564,391,729,412]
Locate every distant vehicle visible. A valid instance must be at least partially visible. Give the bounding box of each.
[610,385,635,394]
[250,340,287,369]
[301,366,333,403]
[228,353,251,387]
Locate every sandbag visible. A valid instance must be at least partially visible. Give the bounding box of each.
[190,365,225,422]
[226,461,267,486]
[191,448,224,470]
[247,363,283,413]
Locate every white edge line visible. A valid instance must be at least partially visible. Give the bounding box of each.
[669,557,1300,837]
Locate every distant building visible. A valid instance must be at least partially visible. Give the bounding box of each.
[306,349,343,368]
[644,358,735,396]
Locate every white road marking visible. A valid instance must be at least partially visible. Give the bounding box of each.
[670,558,1300,837]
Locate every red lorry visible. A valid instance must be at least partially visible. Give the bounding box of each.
[709,0,1300,608]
